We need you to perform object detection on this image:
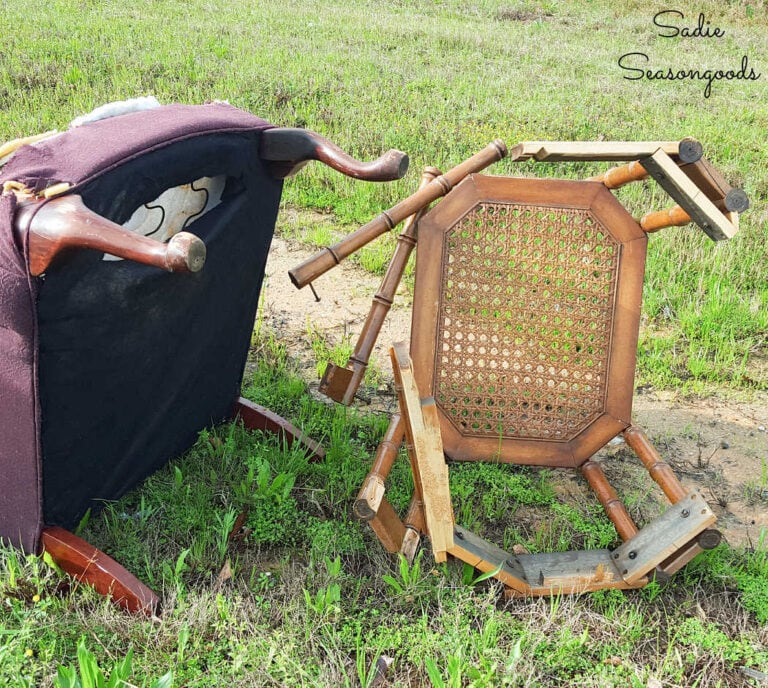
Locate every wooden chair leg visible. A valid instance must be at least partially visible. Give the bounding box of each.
[41,527,159,615]
[232,397,324,461]
[581,460,638,542]
[623,425,687,503]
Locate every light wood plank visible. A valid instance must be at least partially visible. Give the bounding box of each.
[640,150,737,241]
[391,342,454,561]
[509,141,683,162]
[612,491,716,584]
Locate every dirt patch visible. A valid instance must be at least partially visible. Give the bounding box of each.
[259,234,768,548]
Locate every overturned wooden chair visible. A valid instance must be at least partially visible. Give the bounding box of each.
[292,138,746,595]
[0,102,407,613]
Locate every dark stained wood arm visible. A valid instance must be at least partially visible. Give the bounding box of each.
[260,128,409,181]
[232,397,325,462]
[14,194,207,276]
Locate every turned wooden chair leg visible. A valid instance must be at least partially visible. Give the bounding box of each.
[41,527,160,615]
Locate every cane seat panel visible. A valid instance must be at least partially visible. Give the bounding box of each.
[411,175,647,466]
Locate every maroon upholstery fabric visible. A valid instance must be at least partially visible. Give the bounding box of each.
[0,193,42,552]
[0,103,274,552]
[2,103,271,195]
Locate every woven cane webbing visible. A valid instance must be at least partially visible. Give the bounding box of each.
[435,202,619,441]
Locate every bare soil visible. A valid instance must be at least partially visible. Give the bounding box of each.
[258,232,768,549]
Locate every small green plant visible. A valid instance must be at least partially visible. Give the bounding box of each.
[424,654,463,688]
[461,562,503,587]
[303,583,341,618]
[54,638,172,688]
[381,551,434,602]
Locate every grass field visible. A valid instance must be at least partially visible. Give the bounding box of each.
[1,1,767,686]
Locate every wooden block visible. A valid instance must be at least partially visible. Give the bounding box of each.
[611,491,716,584]
[448,525,530,594]
[509,140,690,162]
[640,150,737,241]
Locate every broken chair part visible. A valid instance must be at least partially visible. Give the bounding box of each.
[349,139,744,596]
[288,140,507,290]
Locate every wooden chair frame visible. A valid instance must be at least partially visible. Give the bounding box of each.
[339,140,745,596]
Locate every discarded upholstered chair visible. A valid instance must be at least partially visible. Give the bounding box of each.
[291,138,747,595]
[0,102,407,612]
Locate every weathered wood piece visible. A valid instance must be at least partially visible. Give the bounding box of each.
[509,138,702,163]
[657,528,721,576]
[232,397,324,461]
[680,157,749,213]
[366,497,408,554]
[260,128,409,181]
[449,525,642,596]
[391,342,454,561]
[640,150,737,240]
[449,525,530,593]
[13,194,206,276]
[41,527,160,615]
[321,167,440,405]
[288,140,507,289]
[612,492,716,584]
[401,497,426,562]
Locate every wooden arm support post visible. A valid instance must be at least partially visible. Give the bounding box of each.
[289,140,508,290]
[14,194,206,276]
[320,166,440,404]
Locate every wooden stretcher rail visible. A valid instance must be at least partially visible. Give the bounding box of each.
[14,194,206,276]
[509,138,703,163]
[288,140,508,290]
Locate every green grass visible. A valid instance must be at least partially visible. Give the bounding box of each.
[1,0,767,388]
[2,330,767,687]
[2,1,768,686]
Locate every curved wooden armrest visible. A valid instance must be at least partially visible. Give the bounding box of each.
[260,128,409,181]
[14,194,207,276]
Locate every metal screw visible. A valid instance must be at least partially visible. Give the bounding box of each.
[454,530,464,540]
[613,553,619,559]
[628,551,637,560]
[681,508,690,518]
